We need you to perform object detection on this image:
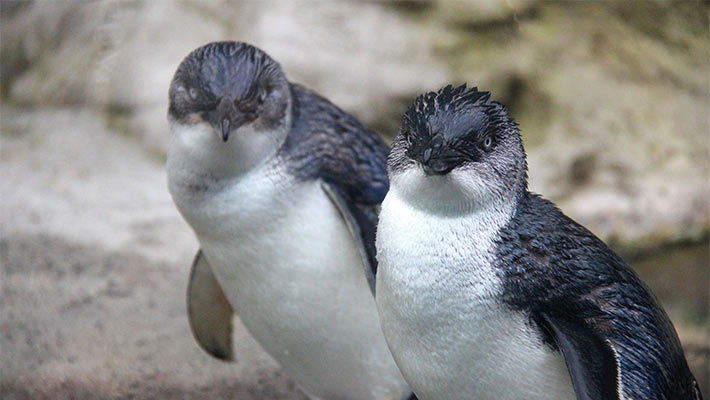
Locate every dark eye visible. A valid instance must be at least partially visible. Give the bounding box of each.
[188,87,198,100]
[483,137,493,150]
[404,132,414,146]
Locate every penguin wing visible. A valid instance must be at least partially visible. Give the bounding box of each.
[503,194,702,400]
[321,181,378,295]
[186,250,235,361]
[535,311,621,400]
[280,84,390,296]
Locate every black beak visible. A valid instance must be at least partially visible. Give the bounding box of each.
[422,159,459,175]
[214,97,248,143]
[221,118,231,142]
[412,134,466,176]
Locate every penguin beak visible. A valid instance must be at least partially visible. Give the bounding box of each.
[219,114,248,142]
[214,97,249,142]
[221,118,231,142]
[421,155,462,176]
[412,134,466,176]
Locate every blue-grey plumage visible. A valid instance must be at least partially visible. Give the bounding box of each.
[167,41,411,400]
[375,84,701,400]
[281,82,390,282]
[498,192,703,400]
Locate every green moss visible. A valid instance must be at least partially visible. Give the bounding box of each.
[630,236,709,324]
[0,31,30,101]
[104,104,135,138]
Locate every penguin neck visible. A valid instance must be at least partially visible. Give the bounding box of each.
[389,167,519,222]
[379,176,516,299]
[167,116,291,183]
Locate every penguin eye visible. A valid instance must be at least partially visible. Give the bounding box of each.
[482,136,493,150]
[257,90,267,104]
[404,132,414,146]
[188,87,198,100]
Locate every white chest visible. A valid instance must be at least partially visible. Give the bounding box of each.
[375,190,575,400]
[168,161,409,400]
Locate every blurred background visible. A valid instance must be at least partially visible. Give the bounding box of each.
[1,1,708,398]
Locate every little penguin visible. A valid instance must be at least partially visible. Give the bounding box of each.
[166,41,412,400]
[374,84,702,400]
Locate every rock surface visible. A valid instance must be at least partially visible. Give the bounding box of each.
[1,0,447,154]
[2,1,707,246]
[418,2,710,247]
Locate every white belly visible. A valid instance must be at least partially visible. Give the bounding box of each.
[375,189,576,400]
[170,162,409,400]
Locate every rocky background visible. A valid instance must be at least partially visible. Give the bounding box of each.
[1,1,708,399]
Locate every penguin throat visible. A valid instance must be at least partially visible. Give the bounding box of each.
[390,167,516,218]
[168,116,290,181]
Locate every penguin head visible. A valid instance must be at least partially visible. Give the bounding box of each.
[168,42,291,174]
[388,84,527,214]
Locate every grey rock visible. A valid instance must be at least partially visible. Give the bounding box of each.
[414,2,710,247]
[3,1,706,246]
[2,0,448,153]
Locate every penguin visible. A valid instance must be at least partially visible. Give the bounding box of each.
[167,41,412,400]
[374,84,702,400]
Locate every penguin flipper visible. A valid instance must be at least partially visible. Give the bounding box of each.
[187,250,236,361]
[536,311,621,400]
[321,181,377,295]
